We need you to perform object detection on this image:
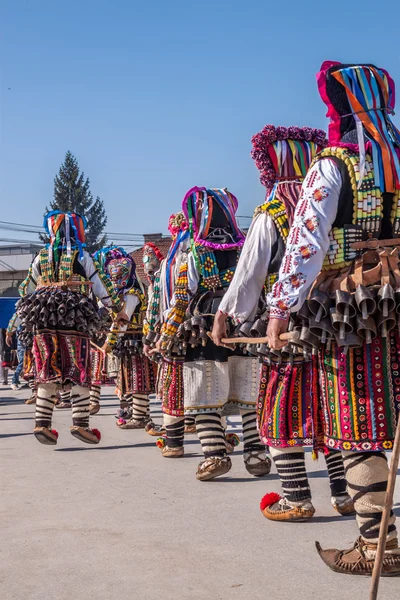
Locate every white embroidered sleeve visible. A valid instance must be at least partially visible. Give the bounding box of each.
[80,252,114,308]
[267,158,342,319]
[218,213,277,323]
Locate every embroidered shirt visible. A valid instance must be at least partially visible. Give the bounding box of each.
[267,158,342,319]
[218,212,276,323]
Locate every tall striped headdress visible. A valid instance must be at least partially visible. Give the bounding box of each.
[317,61,400,192]
[43,210,87,262]
[251,126,327,223]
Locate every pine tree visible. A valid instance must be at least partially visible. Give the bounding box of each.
[40,151,107,252]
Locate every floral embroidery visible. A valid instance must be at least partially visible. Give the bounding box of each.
[312,186,329,202]
[287,273,306,290]
[304,216,319,232]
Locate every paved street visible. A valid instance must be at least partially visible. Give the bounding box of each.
[1,385,399,600]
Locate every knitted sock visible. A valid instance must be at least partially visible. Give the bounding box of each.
[35,383,58,427]
[131,395,150,421]
[343,451,397,546]
[90,384,101,406]
[269,446,312,506]
[121,394,133,409]
[164,415,185,448]
[71,385,90,428]
[184,415,196,427]
[196,412,227,459]
[324,450,347,497]
[59,389,71,403]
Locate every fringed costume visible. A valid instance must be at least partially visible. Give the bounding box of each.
[16,211,121,445]
[160,188,271,480]
[268,62,400,575]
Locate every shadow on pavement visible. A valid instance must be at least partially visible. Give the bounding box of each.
[0,432,32,439]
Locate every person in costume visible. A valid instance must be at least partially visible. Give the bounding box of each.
[6,314,37,404]
[97,246,158,429]
[143,212,196,456]
[158,188,271,480]
[16,211,124,445]
[267,62,400,575]
[212,125,354,520]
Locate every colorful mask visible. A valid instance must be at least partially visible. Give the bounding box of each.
[142,243,164,284]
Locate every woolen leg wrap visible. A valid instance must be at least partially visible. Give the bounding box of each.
[35,383,58,427]
[324,450,347,497]
[196,412,226,459]
[240,409,264,452]
[164,415,185,448]
[184,415,196,427]
[90,384,101,406]
[131,395,150,420]
[269,446,311,504]
[59,389,71,403]
[71,385,90,428]
[343,451,397,544]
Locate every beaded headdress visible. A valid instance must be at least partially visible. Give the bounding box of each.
[43,210,87,262]
[164,211,190,305]
[94,246,136,293]
[317,61,400,192]
[142,242,164,283]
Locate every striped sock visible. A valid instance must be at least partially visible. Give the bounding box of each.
[71,385,90,428]
[343,451,397,544]
[240,410,265,452]
[164,415,185,448]
[59,389,71,403]
[196,412,226,459]
[324,450,347,497]
[28,380,37,402]
[131,395,150,421]
[90,385,101,406]
[35,383,57,427]
[269,446,311,505]
[184,415,196,427]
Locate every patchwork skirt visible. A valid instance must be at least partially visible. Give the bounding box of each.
[183,355,260,415]
[257,356,324,450]
[90,346,116,386]
[33,330,91,387]
[117,353,157,396]
[22,347,35,381]
[319,332,400,452]
[157,357,185,417]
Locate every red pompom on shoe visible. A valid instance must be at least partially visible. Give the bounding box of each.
[260,492,281,511]
[51,429,59,439]
[91,428,101,441]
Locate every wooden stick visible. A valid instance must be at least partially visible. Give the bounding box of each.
[369,417,400,600]
[215,331,300,345]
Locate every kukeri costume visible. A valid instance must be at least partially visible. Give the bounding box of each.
[268,62,400,575]
[160,188,271,480]
[16,211,120,445]
[96,247,157,429]
[216,125,353,520]
[143,212,192,456]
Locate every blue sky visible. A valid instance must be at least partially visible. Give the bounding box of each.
[1,0,400,243]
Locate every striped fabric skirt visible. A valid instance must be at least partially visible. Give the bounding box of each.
[319,332,400,452]
[257,356,324,450]
[157,357,185,417]
[33,330,91,387]
[90,346,116,386]
[117,353,157,396]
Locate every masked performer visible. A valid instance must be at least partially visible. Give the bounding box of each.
[212,125,354,520]
[159,188,271,480]
[143,212,193,455]
[98,247,157,429]
[16,211,123,445]
[267,62,400,575]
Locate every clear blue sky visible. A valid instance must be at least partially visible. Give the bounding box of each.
[1,0,400,242]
